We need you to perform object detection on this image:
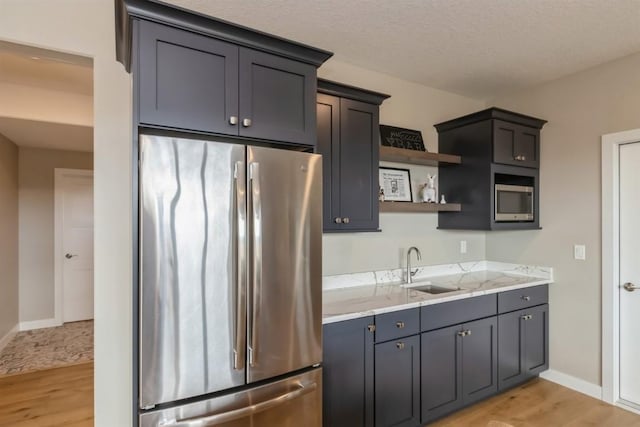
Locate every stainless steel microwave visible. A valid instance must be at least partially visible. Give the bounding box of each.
[495,184,534,222]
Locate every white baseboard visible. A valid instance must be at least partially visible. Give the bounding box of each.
[0,324,19,353]
[19,318,62,331]
[540,369,602,400]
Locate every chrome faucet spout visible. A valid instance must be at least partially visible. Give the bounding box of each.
[406,246,422,284]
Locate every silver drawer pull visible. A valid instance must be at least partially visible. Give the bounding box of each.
[396,342,405,350]
[367,324,376,333]
[163,382,317,426]
[521,295,531,301]
[396,321,405,329]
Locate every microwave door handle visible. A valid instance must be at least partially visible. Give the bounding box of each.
[248,162,262,367]
[233,161,247,371]
[164,382,318,427]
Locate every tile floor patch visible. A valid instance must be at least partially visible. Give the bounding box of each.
[0,320,93,376]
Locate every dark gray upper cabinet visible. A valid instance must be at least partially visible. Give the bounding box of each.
[493,120,540,168]
[435,107,546,231]
[238,48,317,145]
[138,20,239,135]
[316,79,389,232]
[375,335,420,427]
[323,317,374,427]
[136,20,318,145]
[498,304,549,390]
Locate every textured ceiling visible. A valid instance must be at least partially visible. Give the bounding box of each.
[165,0,640,99]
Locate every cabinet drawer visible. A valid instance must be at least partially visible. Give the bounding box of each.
[375,308,420,343]
[498,285,548,313]
[421,295,496,332]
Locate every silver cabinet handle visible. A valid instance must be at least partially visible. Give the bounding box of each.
[229,116,238,125]
[249,162,262,367]
[242,118,252,127]
[465,329,471,336]
[457,331,465,337]
[343,217,350,224]
[396,321,405,329]
[521,314,533,320]
[521,295,531,301]
[396,342,405,350]
[65,253,78,259]
[165,382,317,427]
[368,324,376,333]
[334,217,343,224]
[623,282,639,292]
[233,161,247,371]
[457,330,471,337]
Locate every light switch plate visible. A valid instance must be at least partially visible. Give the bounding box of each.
[460,240,467,254]
[574,244,586,260]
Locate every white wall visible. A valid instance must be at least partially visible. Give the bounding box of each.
[487,51,640,386]
[0,1,132,426]
[318,60,486,275]
[0,132,19,346]
[18,147,93,324]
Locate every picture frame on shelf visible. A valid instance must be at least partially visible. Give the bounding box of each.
[379,167,413,202]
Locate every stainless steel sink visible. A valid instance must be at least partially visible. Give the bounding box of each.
[403,283,463,294]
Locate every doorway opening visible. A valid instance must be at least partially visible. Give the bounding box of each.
[0,40,95,425]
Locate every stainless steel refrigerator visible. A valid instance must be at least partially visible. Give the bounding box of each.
[138,135,322,427]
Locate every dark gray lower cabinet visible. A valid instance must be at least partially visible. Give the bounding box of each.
[421,317,497,424]
[323,317,374,427]
[374,335,420,427]
[498,304,549,390]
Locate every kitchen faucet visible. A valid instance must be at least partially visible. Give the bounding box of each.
[406,246,422,284]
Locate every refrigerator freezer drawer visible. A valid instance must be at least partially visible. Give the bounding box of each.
[140,368,322,427]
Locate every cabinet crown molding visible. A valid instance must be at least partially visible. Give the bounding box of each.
[115,0,333,72]
[434,107,547,133]
[317,79,390,106]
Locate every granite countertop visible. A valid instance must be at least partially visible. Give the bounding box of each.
[322,261,553,324]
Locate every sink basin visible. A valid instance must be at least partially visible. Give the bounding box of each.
[404,284,463,294]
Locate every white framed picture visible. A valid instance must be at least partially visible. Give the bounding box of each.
[379,167,413,202]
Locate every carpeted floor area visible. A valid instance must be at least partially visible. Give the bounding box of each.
[0,320,93,377]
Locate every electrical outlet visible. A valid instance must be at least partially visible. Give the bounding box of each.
[460,240,467,254]
[574,244,586,260]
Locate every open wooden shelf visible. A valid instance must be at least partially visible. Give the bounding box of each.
[379,146,461,166]
[379,201,462,213]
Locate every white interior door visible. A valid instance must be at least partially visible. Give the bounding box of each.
[619,142,640,409]
[56,170,94,323]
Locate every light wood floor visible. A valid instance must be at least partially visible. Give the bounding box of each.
[0,362,93,427]
[433,378,640,427]
[1,366,638,427]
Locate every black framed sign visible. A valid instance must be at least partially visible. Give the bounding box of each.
[379,167,413,202]
[379,125,426,151]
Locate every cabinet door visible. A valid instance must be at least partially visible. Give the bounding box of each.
[461,316,498,405]
[323,317,374,427]
[375,335,420,427]
[138,20,239,134]
[493,120,540,168]
[339,98,379,231]
[421,324,462,424]
[316,94,341,231]
[239,48,316,146]
[498,310,526,390]
[524,304,549,376]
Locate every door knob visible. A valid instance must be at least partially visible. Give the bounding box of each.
[229,116,238,125]
[334,217,343,224]
[623,282,639,292]
[242,118,252,127]
[343,217,350,224]
[65,253,78,259]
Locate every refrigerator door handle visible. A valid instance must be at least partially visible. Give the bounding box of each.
[248,162,262,367]
[161,382,317,427]
[233,161,247,371]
